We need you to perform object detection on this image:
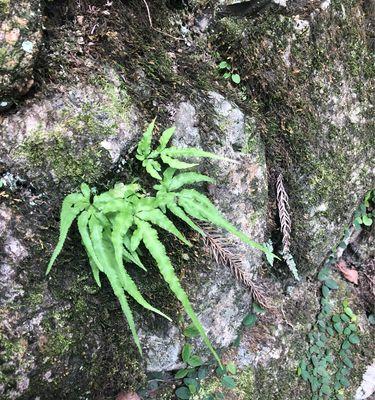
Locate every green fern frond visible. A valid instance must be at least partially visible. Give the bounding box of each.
[156,126,176,152]
[137,220,221,366]
[46,193,89,275]
[77,210,105,272]
[178,189,273,258]
[111,211,133,270]
[162,146,234,163]
[80,183,91,201]
[168,172,214,191]
[136,208,191,246]
[143,159,162,180]
[47,121,275,364]
[88,256,102,287]
[161,154,198,169]
[122,247,147,271]
[167,203,205,236]
[106,267,142,354]
[136,118,156,161]
[130,226,144,252]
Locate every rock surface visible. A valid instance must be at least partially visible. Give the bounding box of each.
[215,0,375,273]
[0,0,374,399]
[0,66,139,195]
[0,0,43,109]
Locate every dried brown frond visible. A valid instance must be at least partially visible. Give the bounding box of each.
[276,173,291,254]
[198,222,274,309]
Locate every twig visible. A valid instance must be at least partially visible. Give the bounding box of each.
[141,0,182,41]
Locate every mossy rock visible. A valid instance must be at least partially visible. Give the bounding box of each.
[1,66,139,197]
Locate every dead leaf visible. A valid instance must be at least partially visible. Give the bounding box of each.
[337,259,358,285]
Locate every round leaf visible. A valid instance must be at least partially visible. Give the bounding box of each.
[188,355,203,367]
[221,375,236,389]
[231,74,241,84]
[348,333,360,344]
[176,386,191,399]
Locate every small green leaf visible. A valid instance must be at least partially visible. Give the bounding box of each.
[188,355,203,367]
[340,376,350,387]
[362,214,373,226]
[343,357,353,368]
[137,118,155,160]
[157,126,176,152]
[326,326,334,336]
[215,366,226,377]
[301,369,309,381]
[176,369,189,379]
[325,279,339,290]
[332,315,341,323]
[343,327,351,336]
[184,324,200,338]
[340,314,350,323]
[221,375,236,389]
[318,268,330,281]
[218,61,230,69]
[348,323,357,331]
[184,378,198,394]
[344,307,354,317]
[176,386,191,399]
[223,72,231,79]
[321,384,331,395]
[226,362,237,375]
[188,384,198,394]
[198,366,209,380]
[243,313,257,327]
[341,340,351,350]
[322,285,330,298]
[182,344,192,363]
[348,333,360,344]
[353,218,361,230]
[231,74,241,84]
[253,303,266,314]
[333,322,343,334]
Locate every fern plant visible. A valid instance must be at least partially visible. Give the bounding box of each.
[47,119,275,364]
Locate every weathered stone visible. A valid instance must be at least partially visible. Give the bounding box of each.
[0,0,374,398]
[0,66,139,195]
[0,0,43,108]
[355,362,375,400]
